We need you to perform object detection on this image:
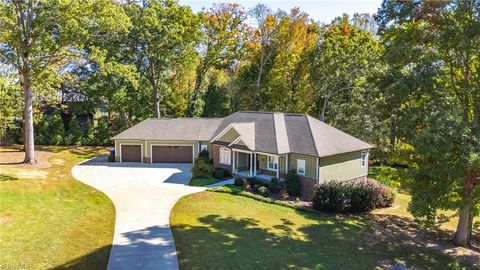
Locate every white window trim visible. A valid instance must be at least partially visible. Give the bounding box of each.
[297,159,306,176]
[361,150,368,168]
[267,155,278,171]
[220,147,231,165]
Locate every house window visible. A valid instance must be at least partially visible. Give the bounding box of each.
[220,148,231,165]
[297,159,306,176]
[361,150,368,167]
[200,144,208,152]
[267,155,278,170]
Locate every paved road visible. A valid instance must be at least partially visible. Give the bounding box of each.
[72,156,205,270]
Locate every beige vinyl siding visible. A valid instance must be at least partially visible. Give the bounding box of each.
[279,155,286,173]
[319,151,368,182]
[217,128,239,143]
[236,139,247,147]
[288,153,317,179]
[257,154,287,173]
[258,154,268,169]
[236,152,249,167]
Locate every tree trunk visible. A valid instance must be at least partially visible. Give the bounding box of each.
[22,68,36,164]
[453,169,477,246]
[252,54,264,111]
[152,83,160,118]
[453,200,472,247]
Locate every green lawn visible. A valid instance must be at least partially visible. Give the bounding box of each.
[0,146,115,269]
[189,177,223,187]
[171,192,472,270]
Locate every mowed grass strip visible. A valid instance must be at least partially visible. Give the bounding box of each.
[0,146,115,269]
[171,192,470,270]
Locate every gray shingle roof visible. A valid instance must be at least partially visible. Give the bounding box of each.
[229,122,256,150]
[111,118,223,141]
[112,111,373,157]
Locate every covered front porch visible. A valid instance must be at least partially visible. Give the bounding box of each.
[231,148,287,181]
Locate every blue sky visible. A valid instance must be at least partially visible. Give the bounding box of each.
[179,0,383,23]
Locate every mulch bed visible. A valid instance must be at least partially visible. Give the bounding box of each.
[0,146,52,168]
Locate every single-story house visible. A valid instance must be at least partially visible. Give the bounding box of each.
[112,111,373,197]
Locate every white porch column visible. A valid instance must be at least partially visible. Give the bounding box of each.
[285,154,288,173]
[253,153,257,176]
[249,153,253,176]
[276,156,280,179]
[232,149,235,173]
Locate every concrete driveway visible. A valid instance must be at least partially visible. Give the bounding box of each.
[72,155,205,270]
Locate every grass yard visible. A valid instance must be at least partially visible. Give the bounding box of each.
[171,192,476,270]
[0,146,115,270]
[189,177,224,187]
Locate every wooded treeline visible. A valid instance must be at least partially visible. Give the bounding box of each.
[0,0,478,246]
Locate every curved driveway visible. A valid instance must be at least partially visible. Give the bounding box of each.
[72,156,205,270]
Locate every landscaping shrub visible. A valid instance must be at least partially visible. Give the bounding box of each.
[95,117,111,146]
[258,186,270,197]
[349,182,377,212]
[82,120,95,145]
[285,170,301,197]
[234,177,244,187]
[312,179,396,213]
[35,115,49,145]
[66,115,83,146]
[108,149,115,162]
[213,168,231,179]
[312,181,351,212]
[49,110,65,145]
[373,182,396,207]
[213,168,225,179]
[268,177,280,193]
[278,188,289,200]
[375,166,403,188]
[199,148,209,158]
[192,159,214,179]
[247,177,257,187]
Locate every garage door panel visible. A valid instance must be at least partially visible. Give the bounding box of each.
[152,146,193,163]
[121,145,142,162]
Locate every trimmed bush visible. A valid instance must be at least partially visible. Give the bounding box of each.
[192,159,214,179]
[66,115,83,146]
[258,186,270,197]
[374,183,396,208]
[213,168,225,179]
[213,168,231,179]
[285,170,301,197]
[247,177,257,187]
[349,182,377,212]
[268,177,280,193]
[312,179,395,213]
[108,149,115,162]
[49,110,65,145]
[95,117,110,146]
[312,181,351,212]
[234,177,244,187]
[199,149,209,158]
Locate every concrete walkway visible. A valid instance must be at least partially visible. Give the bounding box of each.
[72,156,206,270]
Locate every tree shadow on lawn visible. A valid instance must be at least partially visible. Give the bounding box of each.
[50,225,178,270]
[172,214,474,270]
[48,214,477,270]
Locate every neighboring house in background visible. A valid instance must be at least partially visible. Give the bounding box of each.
[112,111,373,198]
